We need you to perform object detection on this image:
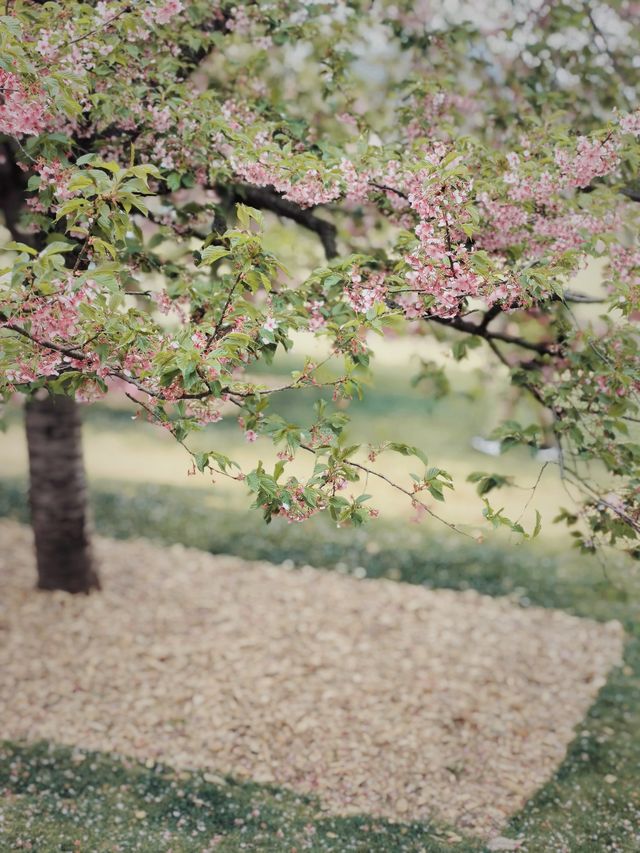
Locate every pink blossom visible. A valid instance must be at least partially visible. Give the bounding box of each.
[36,30,58,60]
[262,317,278,332]
[555,137,619,189]
[232,157,340,209]
[340,158,370,202]
[143,0,183,26]
[0,70,48,137]
[36,159,75,202]
[283,169,340,207]
[149,105,172,132]
[226,5,252,33]
[191,331,207,349]
[306,300,326,332]
[152,291,173,315]
[344,269,387,314]
[619,110,640,137]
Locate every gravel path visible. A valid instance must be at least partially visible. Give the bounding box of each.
[0,520,624,836]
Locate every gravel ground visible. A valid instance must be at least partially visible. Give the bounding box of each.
[0,520,624,837]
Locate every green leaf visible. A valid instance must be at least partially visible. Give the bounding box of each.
[76,153,97,166]
[532,510,542,538]
[198,246,230,266]
[40,241,76,257]
[388,442,429,466]
[5,242,37,256]
[193,452,209,473]
[467,471,512,496]
[166,172,181,191]
[236,204,263,229]
[67,175,94,191]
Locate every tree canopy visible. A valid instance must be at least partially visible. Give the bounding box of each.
[1,0,639,553]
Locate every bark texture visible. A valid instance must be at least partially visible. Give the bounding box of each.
[25,394,99,593]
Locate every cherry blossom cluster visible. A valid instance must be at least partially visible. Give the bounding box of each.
[555,136,620,189]
[344,269,387,314]
[5,350,62,385]
[401,174,488,317]
[502,131,622,206]
[502,154,559,206]
[608,248,640,309]
[142,0,184,26]
[0,70,48,137]
[305,299,327,332]
[339,159,372,203]
[232,156,341,208]
[619,110,640,137]
[7,276,98,347]
[477,195,529,251]
[274,484,324,523]
[35,160,75,204]
[225,5,252,34]
[533,210,619,257]
[405,251,484,318]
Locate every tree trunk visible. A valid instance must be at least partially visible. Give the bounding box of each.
[25,393,100,593]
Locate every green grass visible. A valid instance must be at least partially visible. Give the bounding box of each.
[0,741,472,853]
[0,477,634,619]
[1,478,639,851]
[0,354,587,550]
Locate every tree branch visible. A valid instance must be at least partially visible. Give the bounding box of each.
[425,313,555,355]
[561,289,606,304]
[621,185,640,203]
[217,183,338,260]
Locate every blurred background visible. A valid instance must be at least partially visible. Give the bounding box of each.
[1,214,636,602]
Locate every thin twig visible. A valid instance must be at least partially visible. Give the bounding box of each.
[515,462,549,526]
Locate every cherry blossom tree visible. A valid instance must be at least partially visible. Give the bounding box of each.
[1,0,639,592]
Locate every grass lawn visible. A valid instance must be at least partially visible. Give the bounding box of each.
[0,478,639,852]
[0,739,469,853]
